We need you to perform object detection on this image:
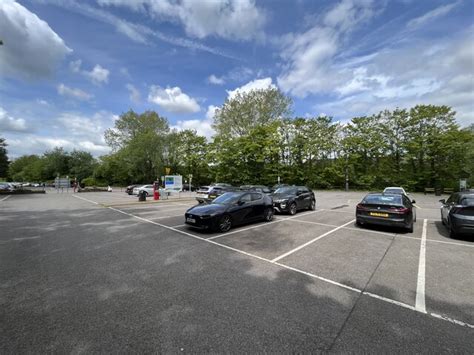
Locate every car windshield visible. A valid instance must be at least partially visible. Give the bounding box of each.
[274,187,296,194]
[384,188,404,194]
[363,194,402,205]
[212,192,241,205]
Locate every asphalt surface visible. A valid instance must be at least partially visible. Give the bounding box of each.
[1,191,473,353]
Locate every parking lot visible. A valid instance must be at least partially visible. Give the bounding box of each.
[1,191,473,352]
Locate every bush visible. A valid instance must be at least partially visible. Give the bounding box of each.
[81,177,101,187]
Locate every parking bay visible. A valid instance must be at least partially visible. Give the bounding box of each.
[118,198,473,329]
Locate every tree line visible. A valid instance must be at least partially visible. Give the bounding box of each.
[1,88,473,191]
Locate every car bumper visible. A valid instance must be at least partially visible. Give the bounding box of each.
[357,214,409,228]
[185,215,215,230]
[273,202,290,213]
[451,215,474,235]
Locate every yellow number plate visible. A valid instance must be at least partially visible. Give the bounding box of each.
[370,212,389,217]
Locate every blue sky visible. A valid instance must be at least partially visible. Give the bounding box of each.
[0,0,473,158]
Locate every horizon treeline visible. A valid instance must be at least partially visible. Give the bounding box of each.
[1,88,473,191]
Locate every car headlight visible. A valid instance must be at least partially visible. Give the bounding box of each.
[201,214,213,219]
[275,199,288,204]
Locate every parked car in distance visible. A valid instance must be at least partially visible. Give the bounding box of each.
[440,192,474,237]
[240,185,272,194]
[185,191,274,232]
[133,184,154,196]
[356,193,416,232]
[272,186,315,215]
[126,184,139,195]
[271,183,289,192]
[196,185,236,204]
[182,184,196,191]
[383,186,409,196]
[0,182,14,191]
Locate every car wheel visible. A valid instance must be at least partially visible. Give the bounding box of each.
[407,222,414,233]
[448,220,457,238]
[356,219,362,226]
[308,199,316,211]
[289,202,297,215]
[218,214,232,233]
[264,207,274,222]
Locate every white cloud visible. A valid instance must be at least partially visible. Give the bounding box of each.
[0,107,29,132]
[206,105,219,120]
[84,65,110,85]
[208,74,225,85]
[315,31,474,126]
[226,77,276,100]
[69,60,110,85]
[148,85,200,113]
[172,118,215,139]
[57,84,93,101]
[97,0,266,41]
[407,2,459,29]
[126,84,141,103]
[0,0,72,80]
[277,0,376,97]
[69,59,82,73]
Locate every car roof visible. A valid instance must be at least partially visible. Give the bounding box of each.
[384,187,404,190]
[459,192,474,197]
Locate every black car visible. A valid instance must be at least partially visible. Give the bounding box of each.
[185,191,274,232]
[196,185,237,204]
[356,193,416,232]
[272,186,315,215]
[271,184,289,192]
[125,184,139,195]
[240,185,272,194]
[440,192,474,237]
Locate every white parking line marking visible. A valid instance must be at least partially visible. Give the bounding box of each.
[73,194,99,205]
[271,219,356,263]
[76,198,474,329]
[13,236,41,241]
[286,217,474,248]
[273,262,361,293]
[208,210,324,240]
[1,195,11,202]
[171,224,186,228]
[415,219,427,313]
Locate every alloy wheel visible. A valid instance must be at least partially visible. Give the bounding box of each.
[219,215,232,233]
[289,203,297,215]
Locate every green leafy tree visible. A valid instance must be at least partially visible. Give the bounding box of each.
[213,88,292,137]
[69,150,97,181]
[104,110,170,182]
[0,138,9,179]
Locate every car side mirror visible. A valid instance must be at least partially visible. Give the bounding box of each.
[237,200,245,206]
[439,199,445,204]
[296,191,302,196]
[411,199,416,204]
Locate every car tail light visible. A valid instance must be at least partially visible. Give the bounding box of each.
[390,207,409,214]
[356,204,368,210]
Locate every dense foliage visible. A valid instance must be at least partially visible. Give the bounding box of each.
[4,89,474,190]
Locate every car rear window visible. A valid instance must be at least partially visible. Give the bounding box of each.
[460,197,474,206]
[384,188,403,194]
[363,195,402,205]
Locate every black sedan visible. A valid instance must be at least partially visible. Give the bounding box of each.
[185,191,274,232]
[272,186,315,215]
[440,192,474,237]
[356,193,416,232]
